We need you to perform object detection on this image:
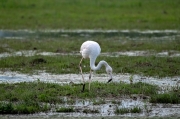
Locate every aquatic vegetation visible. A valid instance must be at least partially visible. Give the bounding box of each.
[115,106,142,114]
[150,92,180,104]
[56,107,75,113]
[0,55,180,77]
[0,82,156,101]
[0,81,179,114]
[0,38,180,53]
[0,102,49,114]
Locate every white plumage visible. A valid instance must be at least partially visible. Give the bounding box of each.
[79,40,113,91]
[80,41,101,59]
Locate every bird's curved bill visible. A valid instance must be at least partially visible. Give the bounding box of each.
[107,74,112,83]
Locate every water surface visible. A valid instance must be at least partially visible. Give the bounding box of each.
[0,29,179,39]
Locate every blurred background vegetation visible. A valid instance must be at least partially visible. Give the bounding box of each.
[0,0,179,30]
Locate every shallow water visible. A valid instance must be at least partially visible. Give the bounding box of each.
[0,71,180,118]
[0,29,179,39]
[0,97,180,118]
[0,71,179,91]
[44,98,180,117]
[1,50,180,59]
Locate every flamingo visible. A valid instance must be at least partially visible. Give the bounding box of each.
[79,40,113,92]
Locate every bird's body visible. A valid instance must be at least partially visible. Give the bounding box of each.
[80,41,100,59]
[79,40,113,91]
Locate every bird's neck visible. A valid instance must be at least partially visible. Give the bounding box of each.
[90,56,108,71]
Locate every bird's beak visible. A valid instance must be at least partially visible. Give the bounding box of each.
[107,73,113,83]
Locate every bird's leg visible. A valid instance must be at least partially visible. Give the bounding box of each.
[89,69,92,91]
[79,57,85,92]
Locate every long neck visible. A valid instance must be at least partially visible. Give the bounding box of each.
[90,56,108,71]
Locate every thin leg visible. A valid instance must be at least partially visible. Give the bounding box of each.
[79,57,85,92]
[89,69,92,91]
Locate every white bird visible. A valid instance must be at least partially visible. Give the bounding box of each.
[79,40,113,92]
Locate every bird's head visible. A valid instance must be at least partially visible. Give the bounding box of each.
[106,65,113,83]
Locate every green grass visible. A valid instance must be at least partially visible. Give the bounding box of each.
[0,102,49,114]
[0,81,157,114]
[0,55,180,77]
[56,107,74,113]
[150,93,180,104]
[0,0,180,29]
[115,106,142,114]
[0,37,180,53]
[0,81,157,102]
[0,81,179,114]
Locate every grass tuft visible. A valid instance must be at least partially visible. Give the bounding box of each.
[0,102,49,114]
[115,106,142,114]
[56,107,74,113]
[150,92,180,104]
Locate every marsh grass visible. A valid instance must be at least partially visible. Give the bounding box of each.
[0,102,49,114]
[0,81,179,114]
[0,38,180,53]
[56,107,74,113]
[115,106,142,114]
[150,92,180,104]
[0,54,180,77]
[0,81,157,101]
